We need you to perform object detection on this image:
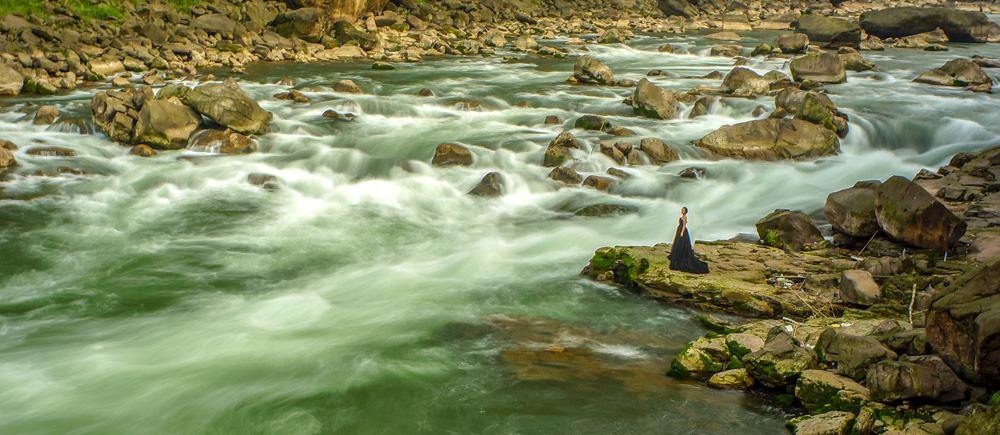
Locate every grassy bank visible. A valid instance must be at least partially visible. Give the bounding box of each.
[0,0,202,22]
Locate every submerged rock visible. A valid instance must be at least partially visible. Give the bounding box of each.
[188,129,256,154]
[468,172,503,197]
[574,204,638,217]
[32,106,59,125]
[574,115,610,131]
[693,118,840,161]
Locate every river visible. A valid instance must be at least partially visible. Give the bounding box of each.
[1,29,998,434]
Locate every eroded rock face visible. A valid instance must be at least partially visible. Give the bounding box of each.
[185,79,272,135]
[134,99,202,150]
[874,176,966,251]
[866,361,943,402]
[270,7,325,42]
[794,15,862,48]
[574,55,613,85]
[288,0,389,21]
[632,78,682,120]
[693,118,840,161]
[926,253,1000,387]
[860,7,1000,43]
[755,209,824,251]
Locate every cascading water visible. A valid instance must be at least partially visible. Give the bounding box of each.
[1,30,998,434]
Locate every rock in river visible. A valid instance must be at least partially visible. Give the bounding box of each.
[632,78,683,120]
[790,53,847,84]
[793,15,862,48]
[574,55,613,85]
[432,143,473,166]
[185,79,272,135]
[860,6,1000,43]
[720,67,770,97]
[914,59,993,88]
[134,99,202,150]
[693,118,840,161]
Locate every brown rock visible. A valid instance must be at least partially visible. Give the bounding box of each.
[583,175,615,191]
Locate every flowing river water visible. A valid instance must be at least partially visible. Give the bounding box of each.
[2,29,1000,434]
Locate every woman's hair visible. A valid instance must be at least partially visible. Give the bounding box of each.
[681,207,688,214]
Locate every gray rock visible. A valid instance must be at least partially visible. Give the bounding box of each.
[185,79,272,135]
[755,209,824,251]
[632,78,682,120]
[839,270,882,307]
[874,176,966,251]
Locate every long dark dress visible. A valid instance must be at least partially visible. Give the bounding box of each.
[669,218,709,274]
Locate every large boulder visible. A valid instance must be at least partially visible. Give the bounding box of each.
[720,67,770,97]
[708,368,755,390]
[874,176,966,251]
[816,328,896,381]
[134,99,202,150]
[574,55,613,85]
[790,53,847,84]
[825,186,879,237]
[926,253,1000,387]
[0,65,23,95]
[860,7,1000,43]
[755,209,824,251]
[914,59,993,88]
[185,79,272,135]
[793,15,862,48]
[632,78,682,120]
[786,411,856,435]
[270,7,325,43]
[693,118,840,161]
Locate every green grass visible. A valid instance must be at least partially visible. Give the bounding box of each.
[0,0,200,23]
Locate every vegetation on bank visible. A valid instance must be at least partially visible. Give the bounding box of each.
[0,0,201,22]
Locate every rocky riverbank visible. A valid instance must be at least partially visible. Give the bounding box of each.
[583,146,1000,433]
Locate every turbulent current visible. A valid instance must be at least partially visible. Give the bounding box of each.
[2,30,999,434]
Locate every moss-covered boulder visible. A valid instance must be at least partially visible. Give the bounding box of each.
[708,368,755,389]
[667,336,728,377]
[795,369,870,414]
[744,329,818,387]
[755,209,825,251]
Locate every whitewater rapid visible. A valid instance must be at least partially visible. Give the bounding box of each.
[1,30,998,434]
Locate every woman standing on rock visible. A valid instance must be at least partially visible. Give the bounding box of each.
[669,207,710,274]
